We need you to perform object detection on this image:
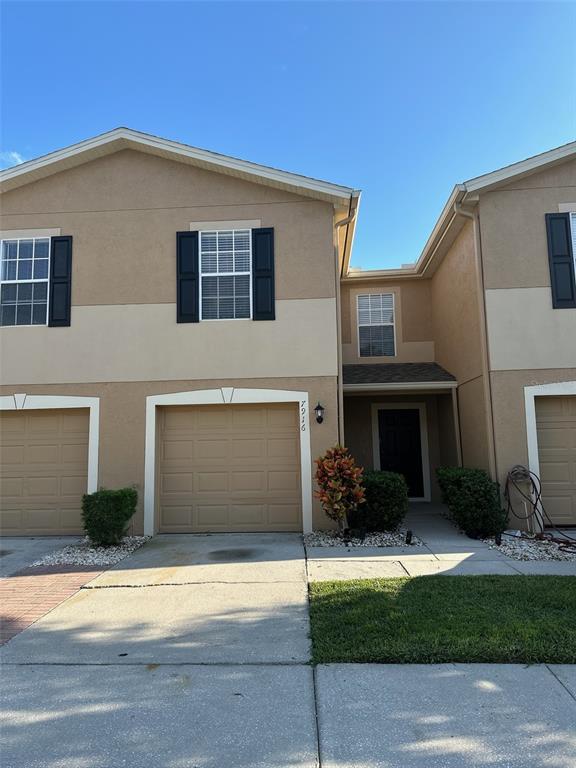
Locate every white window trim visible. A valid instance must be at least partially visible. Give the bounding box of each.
[0,393,100,493]
[199,229,253,322]
[357,292,397,358]
[371,402,431,502]
[144,388,312,536]
[524,380,576,533]
[0,236,51,328]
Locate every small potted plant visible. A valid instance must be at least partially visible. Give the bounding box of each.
[314,445,365,537]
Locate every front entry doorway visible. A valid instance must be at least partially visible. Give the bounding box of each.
[372,404,430,500]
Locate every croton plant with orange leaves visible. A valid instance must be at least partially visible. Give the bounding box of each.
[314,445,365,530]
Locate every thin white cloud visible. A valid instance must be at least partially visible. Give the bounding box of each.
[0,150,27,168]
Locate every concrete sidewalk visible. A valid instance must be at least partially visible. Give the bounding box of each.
[307,508,576,580]
[1,531,575,767]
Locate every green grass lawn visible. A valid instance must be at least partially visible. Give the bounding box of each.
[309,576,576,664]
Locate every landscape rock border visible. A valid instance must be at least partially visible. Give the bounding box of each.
[31,536,150,567]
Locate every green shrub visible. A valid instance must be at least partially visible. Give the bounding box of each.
[348,470,408,532]
[82,488,137,546]
[436,467,507,538]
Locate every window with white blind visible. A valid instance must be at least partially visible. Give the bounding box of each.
[0,238,50,326]
[200,229,251,320]
[357,293,395,357]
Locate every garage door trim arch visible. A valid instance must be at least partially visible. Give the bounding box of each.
[0,393,100,494]
[144,388,312,536]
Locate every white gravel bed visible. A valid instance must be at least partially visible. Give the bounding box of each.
[304,529,423,548]
[31,536,150,567]
[484,533,576,561]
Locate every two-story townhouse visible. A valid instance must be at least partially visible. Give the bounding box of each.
[343,142,576,528]
[1,131,575,537]
[0,128,360,536]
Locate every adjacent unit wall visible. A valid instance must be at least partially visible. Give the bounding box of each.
[430,222,491,472]
[478,160,576,492]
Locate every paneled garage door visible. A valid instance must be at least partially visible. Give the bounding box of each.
[0,409,89,535]
[157,403,302,532]
[536,395,576,526]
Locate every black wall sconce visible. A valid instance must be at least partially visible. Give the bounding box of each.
[314,402,325,424]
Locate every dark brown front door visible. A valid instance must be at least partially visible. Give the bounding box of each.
[377,408,424,498]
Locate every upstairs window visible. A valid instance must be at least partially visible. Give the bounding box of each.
[199,229,251,320]
[1,238,50,326]
[357,293,395,357]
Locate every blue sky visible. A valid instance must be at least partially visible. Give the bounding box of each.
[1,1,575,269]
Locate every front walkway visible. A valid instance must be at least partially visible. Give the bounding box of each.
[1,532,575,767]
[307,504,576,580]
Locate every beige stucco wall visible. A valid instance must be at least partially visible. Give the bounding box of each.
[476,159,576,506]
[343,392,456,501]
[479,158,576,291]
[485,288,576,371]
[340,281,435,364]
[0,377,339,533]
[1,148,340,385]
[0,299,338,385]
[429,221,491,472]
[0,149,337,304]
[490,368,576,498]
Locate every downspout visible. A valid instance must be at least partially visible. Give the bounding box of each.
[453,201,498,479]
[334,198,358,445]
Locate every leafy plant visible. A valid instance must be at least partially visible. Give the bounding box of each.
[436,467,507,538]
[82,487,137,546]
[348,470,408,531]
[315,446,365,530]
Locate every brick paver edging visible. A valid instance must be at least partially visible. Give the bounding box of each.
[0,565,104,646]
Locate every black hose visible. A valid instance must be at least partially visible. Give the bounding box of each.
[504,465,576,554]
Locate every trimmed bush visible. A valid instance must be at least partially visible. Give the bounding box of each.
[82,488,137,546]
[436,467,507,538]
[348,470,408,532]
[315,446,365,530]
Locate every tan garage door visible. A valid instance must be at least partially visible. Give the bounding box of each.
[157,403,302,532]
[536,395,576,526]
[0,409,89,535]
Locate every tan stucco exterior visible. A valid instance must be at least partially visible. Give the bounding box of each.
[0,377,338,533]
[340,280,435,365]
[2,133,576,534]
[0,145,345,533]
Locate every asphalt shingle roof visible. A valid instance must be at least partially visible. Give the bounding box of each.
[343,362,456,385]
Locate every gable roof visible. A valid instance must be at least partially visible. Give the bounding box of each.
[0,127,360,207]
[344,140,576,280]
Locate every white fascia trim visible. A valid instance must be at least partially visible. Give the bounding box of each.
[0,128,357,202]
[524,380,576,532]
[144,387,312,536]
[371,402,431,502]
[0,393,99,493]
[344,381,457,392]
[464,141,576,193]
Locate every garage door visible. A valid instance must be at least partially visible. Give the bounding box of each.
[536,395,576,526]
[0,409,89,535]
[157,403,302,532]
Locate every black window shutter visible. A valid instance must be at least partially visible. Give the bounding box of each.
[545,213,576,309]
[177,231,199,322]
[252,227,275,321]
[48,236,72,327]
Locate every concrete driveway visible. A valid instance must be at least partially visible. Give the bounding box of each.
[1,533,575,767]
[0,536,82,577]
